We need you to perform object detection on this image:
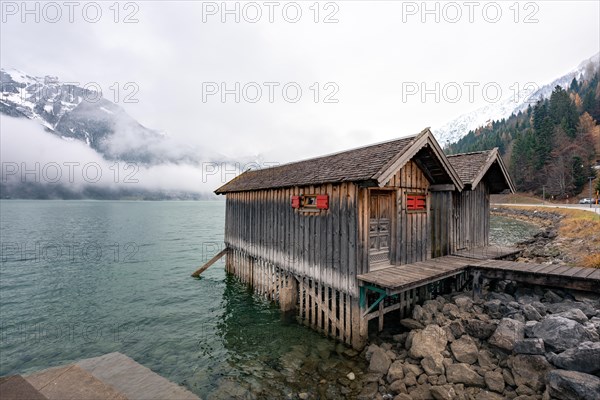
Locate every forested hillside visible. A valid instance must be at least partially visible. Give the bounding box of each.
[447,65,600,199]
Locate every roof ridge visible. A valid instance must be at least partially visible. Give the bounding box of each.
[446,149,495,158]
[242,132,421,174]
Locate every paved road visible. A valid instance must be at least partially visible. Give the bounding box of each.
[492,203,600,215]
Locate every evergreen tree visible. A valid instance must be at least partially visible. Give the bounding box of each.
[570,77,579,92]
[549,86,579,137]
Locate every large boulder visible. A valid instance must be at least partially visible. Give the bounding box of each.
[368,346,391,374]
[484,299,507,319]
[430,385,457,400]
[446,363,485,387]
[387,360,404,383]
[550,341,600,374]
[407,384,433,399]
[484,370,505,393]
[554,309,589,324]
[421,354,445,376]
[521,304,542,321]
[442,303,460,319]
[531,316,595,352]
[508,354,553,392]
[513,338,545,355]
[400,318,424,330]
[409,325,448,359]
[489,318,524,351]
[545,370,600,400]
[464,319,497,340]
[454,296,474,312]
[546,300,597,318]
[450,335,478,364]
[475,391,504,400]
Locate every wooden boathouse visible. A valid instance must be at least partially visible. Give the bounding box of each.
[214,128,517,349]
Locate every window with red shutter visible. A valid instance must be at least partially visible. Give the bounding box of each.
[291,194,328,211]
[406,194,426,212]
[291,195,300,208]
[316,194,329,209]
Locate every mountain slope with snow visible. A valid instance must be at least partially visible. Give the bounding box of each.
[0,68,210,165]
[433,53,600,147]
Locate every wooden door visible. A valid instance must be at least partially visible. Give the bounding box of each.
[369,191,392,268]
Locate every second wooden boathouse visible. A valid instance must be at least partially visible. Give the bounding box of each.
[215,128,515,349]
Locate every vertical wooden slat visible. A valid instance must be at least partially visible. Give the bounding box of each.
[340,182,349,293]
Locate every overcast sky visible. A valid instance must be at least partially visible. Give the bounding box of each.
[1,0,599,164]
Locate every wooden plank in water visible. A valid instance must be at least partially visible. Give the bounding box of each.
[191,249,227,277]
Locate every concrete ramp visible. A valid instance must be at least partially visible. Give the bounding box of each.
[18,352,199,400]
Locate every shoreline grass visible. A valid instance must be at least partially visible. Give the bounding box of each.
[496,205,600,268]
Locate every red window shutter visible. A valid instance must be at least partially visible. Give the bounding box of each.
[316,194,329,209]
[407,195,426,211]
[291,195,300,208]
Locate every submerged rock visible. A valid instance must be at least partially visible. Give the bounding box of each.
[357,382,378,400]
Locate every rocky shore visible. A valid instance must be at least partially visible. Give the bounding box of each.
[359,284,600,400]
[491,206,600,268]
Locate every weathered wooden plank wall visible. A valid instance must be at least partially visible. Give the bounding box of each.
[452,182,490,251]
[430,191,453,258]
[224,182,363,297]
[383,160,431,265]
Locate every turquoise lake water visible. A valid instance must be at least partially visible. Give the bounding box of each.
[0,201,539,398]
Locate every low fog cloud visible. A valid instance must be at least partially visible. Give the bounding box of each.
[0,116,247,195]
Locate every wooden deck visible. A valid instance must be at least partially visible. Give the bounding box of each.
[472,259,600,292]
[6,352,201,400]
[452,245,521,260]
[357,246,600,294]
[357,255,472,295]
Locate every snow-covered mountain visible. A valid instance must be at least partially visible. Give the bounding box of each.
[433,53,600,147]
[0,68,210,165]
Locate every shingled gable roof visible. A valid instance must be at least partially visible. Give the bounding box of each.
[446,148,516,193]
[215,128,463,194]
